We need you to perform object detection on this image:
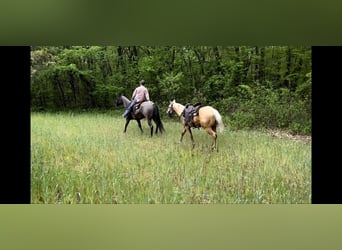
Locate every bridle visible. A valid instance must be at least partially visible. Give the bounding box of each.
[167,103,175,115]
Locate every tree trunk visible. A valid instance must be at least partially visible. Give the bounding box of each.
[284,46,292,89]
[194,47,205,75]
[213,46,223,74]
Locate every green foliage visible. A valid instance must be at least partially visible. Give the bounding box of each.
[158,72,186,101]
[138,55,159,75]
[31,46,311,135]
[226,85,311,135]
[295,72,312,100]
[200,75,226,103]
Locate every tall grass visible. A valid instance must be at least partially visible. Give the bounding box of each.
[31,111,311,204]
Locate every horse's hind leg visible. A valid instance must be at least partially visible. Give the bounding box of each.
[212,126,218,151]
[205,127,217,151]
[147,119,153,137]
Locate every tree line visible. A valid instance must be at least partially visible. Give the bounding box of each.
[31,46,311,134]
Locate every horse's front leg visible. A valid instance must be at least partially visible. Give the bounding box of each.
[188,127,195,149]
[180,126,194,148]
[180,127,187,143]
[136,120,143,134]
[124,119,131,133]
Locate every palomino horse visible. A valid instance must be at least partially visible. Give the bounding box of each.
[166,100,224,151]
[116,95,165,137]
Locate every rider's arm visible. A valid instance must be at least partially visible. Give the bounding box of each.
[145,89,150,101]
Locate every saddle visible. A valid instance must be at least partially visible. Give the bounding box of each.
[132,100,147,115]
[182,102,202,127]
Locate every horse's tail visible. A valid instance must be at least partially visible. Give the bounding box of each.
[153,104,165,133]
[213,108,224,133]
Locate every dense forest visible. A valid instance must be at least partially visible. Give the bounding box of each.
[31,46,311,135]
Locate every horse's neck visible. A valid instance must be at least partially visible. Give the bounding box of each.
[122,96,131,108]
[173,103,185,117]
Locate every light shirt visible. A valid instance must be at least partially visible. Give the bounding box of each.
[132,85,150,103]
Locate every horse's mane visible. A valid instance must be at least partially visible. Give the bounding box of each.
[121,95,130,102]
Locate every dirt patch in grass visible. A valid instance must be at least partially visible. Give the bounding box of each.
[267,129,311,143]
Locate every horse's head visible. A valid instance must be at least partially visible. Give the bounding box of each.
[166,100,176,116]
[115,95,124,107]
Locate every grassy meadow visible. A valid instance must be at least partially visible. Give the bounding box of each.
[31,111,311,204]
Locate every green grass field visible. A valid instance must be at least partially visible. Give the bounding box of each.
[31,111,311,204]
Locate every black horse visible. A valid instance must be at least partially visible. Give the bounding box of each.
[116,95,165,137]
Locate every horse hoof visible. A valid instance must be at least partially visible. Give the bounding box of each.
[211,147,217,152]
